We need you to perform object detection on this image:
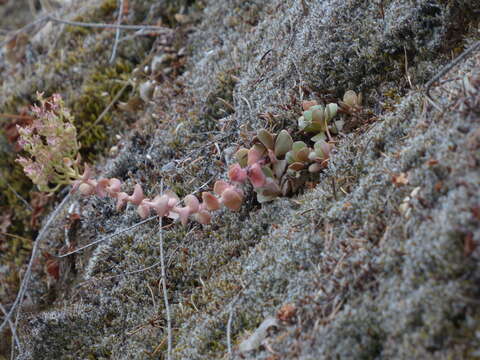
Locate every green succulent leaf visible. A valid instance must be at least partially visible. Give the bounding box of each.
[303,110,313,123]
[292,141,307,154]
[273,159,287,178]
[261,165,274,178]
[312,108,325,123]
[285,150,295,164]
[274,130,293,157]
[325,103,338,121]
[311,132,327,142]
[235,147,249,167]
[257,129,275,150]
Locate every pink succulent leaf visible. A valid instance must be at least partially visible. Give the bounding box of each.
[233,186,244,198]
[95,178,110,198]
[116,192,129,211]
[267,149,278,164]
[213,180,230,196]
[71,179,81,192]
[221,188,243,211]
[202,192,221,211]
[172,206,191,225]
[228,163,248,183]
[167,197,178,208]
[128,184,145,205]
[184,194,200,213]
[194,209,211,224]
[137,200,152,219]
[80,164,92,181]
[248,163,266,188]
[144,195,171,217]
[86,179,98,188]
[79,183,95,196]
[247,147,262,166]
[105,178,122,196]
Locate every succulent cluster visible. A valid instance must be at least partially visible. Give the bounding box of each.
[298,101,343,141]
[340,90,362,109]
[72,165,245,225]
[15,93,82,192]
[226,97,344,203]
[16,91,358,225]
[228,128,333,202]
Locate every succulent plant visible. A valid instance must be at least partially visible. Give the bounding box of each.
[284,141,311,172]
[307,140,333,173]
[16,93,82,192]
[297,100,340,145]
[274,130,293,158]
[298,103,338,134]
[341,90,362,108]
[17,90,361,226]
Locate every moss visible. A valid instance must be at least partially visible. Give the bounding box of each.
[73,59,133,160]
[64,24,93,38]
[98,0,118,18]
[203,67,239,126]
[155,0,199,27]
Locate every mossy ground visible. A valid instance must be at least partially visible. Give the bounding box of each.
[0,0,180,356]
[1,0,480,359]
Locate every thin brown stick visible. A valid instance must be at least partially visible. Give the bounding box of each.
[79,48,158,139]
[0,16,48,48]
[0,113,33,120]
[54,214,159,258]
[78,81,130,138]
[0,232,31,242]
[0,173,33,211]
[227,292,242,357]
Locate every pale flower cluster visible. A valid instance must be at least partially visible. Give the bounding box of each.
[16,93,81,192]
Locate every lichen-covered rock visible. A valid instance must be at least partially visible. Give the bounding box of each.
[1,0,479,359]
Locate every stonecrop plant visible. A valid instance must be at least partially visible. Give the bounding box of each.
[16,93,82,192]
[227,99,342,203]
[16,91,356,225]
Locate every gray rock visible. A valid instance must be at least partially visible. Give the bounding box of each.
[5,0,480,359]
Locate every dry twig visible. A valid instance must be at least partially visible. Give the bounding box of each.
[109,0,125,63]
[425,41,480,111]
[0,302,21,359]
[45,14,171,33]
[0,192,71,333]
